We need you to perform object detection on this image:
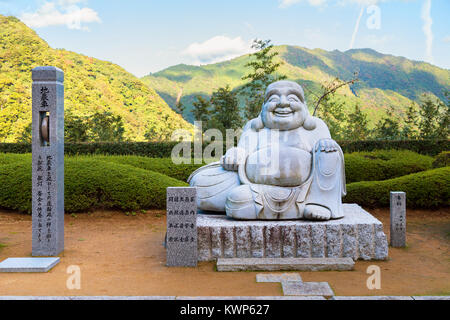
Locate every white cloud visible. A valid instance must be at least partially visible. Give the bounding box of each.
[444,36,450,43]
[349,6,364,49]
[19,0,100,31]
[182,36,254,65]
[421,0,433,63]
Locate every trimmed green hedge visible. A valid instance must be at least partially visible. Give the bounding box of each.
[83,155,204,182]
[345,167,450,208]
[433,151,450,168]
[337,140,449,156]
[0,151,447,213]
[1,139,448,157]
[345,150,434,183]
[0,158,187,213]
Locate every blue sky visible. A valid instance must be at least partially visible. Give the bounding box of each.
[0,0,449,77]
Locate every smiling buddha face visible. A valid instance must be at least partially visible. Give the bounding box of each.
[261,80,309,131]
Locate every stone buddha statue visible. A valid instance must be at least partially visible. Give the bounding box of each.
[188,80,346,221]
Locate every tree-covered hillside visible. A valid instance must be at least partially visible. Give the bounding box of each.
[0,15,191,142]
[142,45,449,126]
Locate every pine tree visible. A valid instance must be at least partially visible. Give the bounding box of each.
[418,94,441,139]
[241,39,286,120]
[210,85,242,135]
[345,104,369,140]
[192,95,211,131]
[401,102,419,139]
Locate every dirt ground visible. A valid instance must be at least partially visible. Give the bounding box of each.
[0,207,449,297]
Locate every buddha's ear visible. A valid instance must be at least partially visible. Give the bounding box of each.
[250,115,264,131]
[303,116,316,131]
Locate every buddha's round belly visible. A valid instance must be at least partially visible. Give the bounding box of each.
[245,147,312,187]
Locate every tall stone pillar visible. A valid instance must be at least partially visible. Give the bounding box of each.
[32,66,64,257]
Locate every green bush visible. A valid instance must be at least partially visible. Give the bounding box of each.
[1,139,448,157]
[345,150,434,183]
[0,151,447,213]
[345,167,450,208]
[79,155,204,182]
[0,153,30,166]
[432,151,450,168]
[0,158,187,213]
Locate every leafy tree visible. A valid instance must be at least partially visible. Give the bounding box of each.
[312,73,359,117]
[17,122,32,143]
[435,91,450,139]
[345,104,370,140]
[315,95,347,140]
[210,85,242,135]
[65,112,90,143]
[241,39,286,120]
[401,103,419,139]
[0,15,190,143]
[88,111,125,142]
[373,107,402,140]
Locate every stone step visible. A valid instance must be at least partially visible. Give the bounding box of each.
[216,257,355,272]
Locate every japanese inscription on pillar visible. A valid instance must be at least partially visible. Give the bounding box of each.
[390,191,406,248]
[32,67,64,257]
[166,187,197,267]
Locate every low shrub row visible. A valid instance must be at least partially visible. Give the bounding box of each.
[433,151,450,168]
[0,150,447,213]
[345,167,450,208]
[345,150,434,183]
[0,158,187,214]
[0,139,448,157]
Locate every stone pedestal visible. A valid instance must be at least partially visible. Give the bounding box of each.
[197,204,388,261]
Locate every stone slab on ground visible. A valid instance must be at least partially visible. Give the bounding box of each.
[282,281,334,298]
[256,273,302,283]
[0,296,326,300]
[333,296,413,300]
[198,204,388,261]
[217,258,354,272]
[412,296,450,300]
[175,296,326,300]
[1,296,448,300]
[0,258,60,273]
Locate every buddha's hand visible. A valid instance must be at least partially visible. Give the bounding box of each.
[221,147,247,171]
[316,139,340,153]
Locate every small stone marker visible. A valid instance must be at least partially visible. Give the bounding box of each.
[166,187,197,267]
[0,258,60,273]
[32,67,65,257]
[390,191,406,248]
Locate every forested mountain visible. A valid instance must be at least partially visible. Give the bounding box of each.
[0,15,191,142]
[142,45,449,126]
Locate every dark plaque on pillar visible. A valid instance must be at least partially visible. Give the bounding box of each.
[166,187,197,267]
[32,67,64,257]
